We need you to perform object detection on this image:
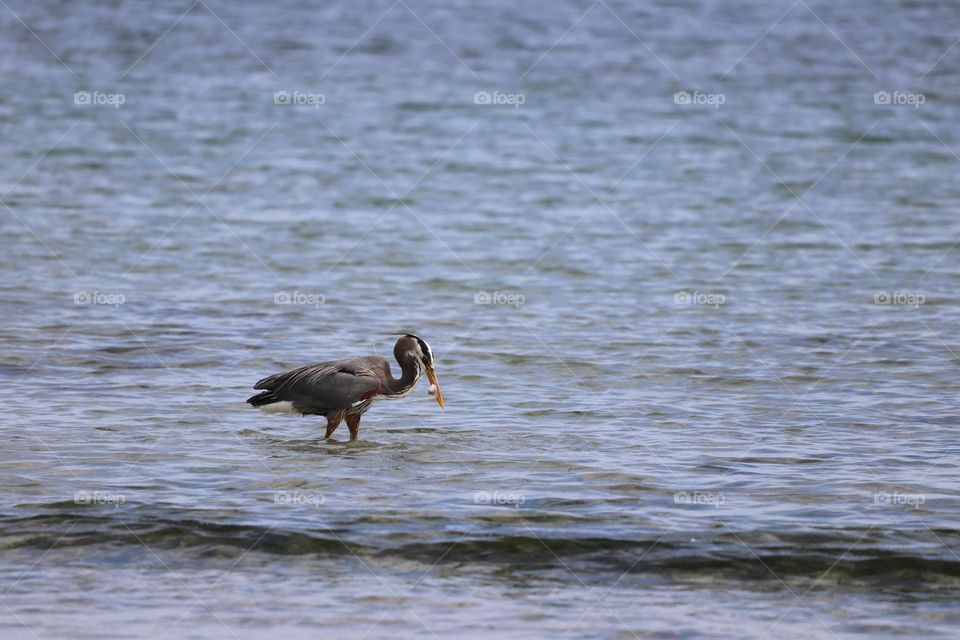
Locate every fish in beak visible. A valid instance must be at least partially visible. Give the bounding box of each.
[425,365,444,408]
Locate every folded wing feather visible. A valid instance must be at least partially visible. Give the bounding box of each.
[251,357,384,414]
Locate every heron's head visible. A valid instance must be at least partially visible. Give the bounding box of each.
[394,333,444,408]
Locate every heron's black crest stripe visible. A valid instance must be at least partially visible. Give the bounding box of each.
[390,332,433,364]
[413,337,434,364]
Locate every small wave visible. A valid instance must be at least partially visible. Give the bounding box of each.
[3,514,960,585]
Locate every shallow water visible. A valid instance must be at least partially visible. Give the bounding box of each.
[2,0,960,637]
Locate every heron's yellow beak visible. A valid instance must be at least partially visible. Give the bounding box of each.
[425,365,444,409]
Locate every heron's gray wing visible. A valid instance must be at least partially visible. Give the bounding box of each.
[254,357,385,412]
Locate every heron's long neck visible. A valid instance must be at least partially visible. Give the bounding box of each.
[386,355,420,396]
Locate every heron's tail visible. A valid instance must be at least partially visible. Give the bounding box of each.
[247,390,280,407]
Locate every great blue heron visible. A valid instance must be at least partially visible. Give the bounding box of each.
[246,334,444,439]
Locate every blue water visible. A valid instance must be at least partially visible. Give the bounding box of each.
[2,0,959,637]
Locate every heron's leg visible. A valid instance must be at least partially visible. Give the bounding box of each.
[325,410,345,438]
[346,415,361,440]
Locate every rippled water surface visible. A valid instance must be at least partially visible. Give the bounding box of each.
[2,0,960,638]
